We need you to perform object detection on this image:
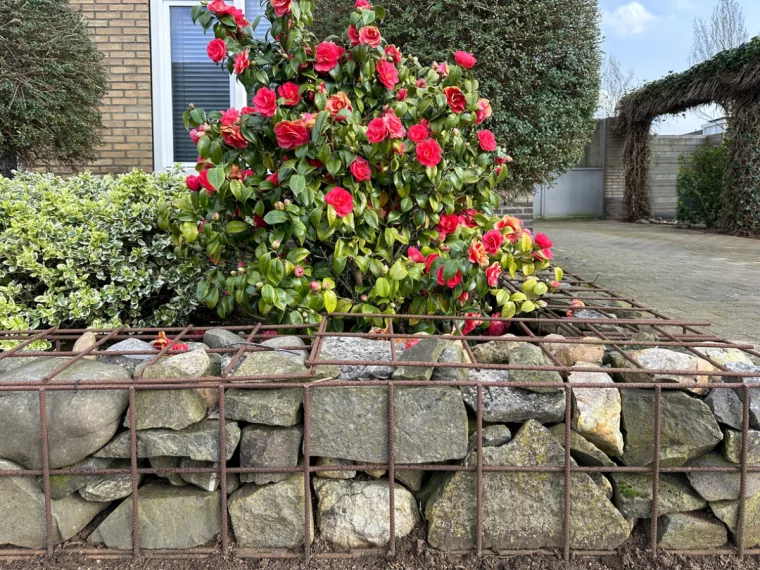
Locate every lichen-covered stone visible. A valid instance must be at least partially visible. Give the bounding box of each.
[426,420,630,551]
[89,483,221,549]
[49,456,114,499]
[79,461,139,502]
[225,388,302,426]
[654,512,727,550]
[620,389,722,467]
[695,347,753,369]
[705,387,744,430]
[569,365,623,456]
[150,456,186,486]
[239,425,302,484]
[723,429,760,463]
[232,351,310,381]
[315,457,356,479]
[508,343,564,394]
[314,478,419,548]
[470,336,521,364]
[179,458,220,492]
[686,451,760,501]
[469,424,512,450]
[613,349,713,394]
[548,424,616,467]
[432,341,468,382]
[392,338,448,381]
[138,348,220,379]
[310,386,468,464]
[711,491,760,548]
[124,389,207,431]
[260,335,309,363]
[611,473,706,518]
[94,420,241,462]
[397,469,424,492]
[228,474,313,549]
[461,368,565,423]
[0,358,129,469]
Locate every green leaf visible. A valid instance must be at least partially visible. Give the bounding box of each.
[180,222,198,243]
[226,221,249,234]
[323,290,338,313]
[268,258,285,285]
[262,284,276,305]
[207,167,226,191]
[388,260,408,280]
[375,277,391,298]
[289,174,306,198]
[264,210,289,225]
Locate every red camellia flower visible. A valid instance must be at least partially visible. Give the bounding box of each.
[383,110,406,139]
[366,117,388,143]
[486,262,502,287]
[325,92,352,118]
[376,59,399,90]
[266,172,280,187]
[437,213,460,239]
[274,120,310,149]
[186,175,201,191]
[325,187,354,217]
[355,0,371,8]
[198,170,215,193]
[350,157,372,181]
[221,108,239,126]
[460,208,478,228]
[408,122,429,143]
[189,127,203,144]
[253,87,277,117]
[206,39,227,63]
[385,44,402,63]
[416,78,427,88]
[359,26,382,47]
[454,50,477,69]
[207,0,234,16]
[468,239,489,267]
[221,125,248,149]
[233,50,250,74]
[416,138,442,168]
[278,82,301,106]
[442,86,466,113]
[458,291,469,305]
[482,229,504,255]
[462,313,483,335]
[534,233,553,250]
[347,25,360,46]
[437,266,463,289]
[489,316,509,336]
[475,98,493,124]
[271,0,293,17]
[407,247,425,263]
[314,41,345,72]
[478,129,497,152]
[424,253,440,274]
[253,213,267,228]
[396,89,408,101]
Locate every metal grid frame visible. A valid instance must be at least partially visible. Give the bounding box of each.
[0,272,758,562]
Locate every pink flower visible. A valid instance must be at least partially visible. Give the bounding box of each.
[460,208,478,228]
[359,26,382,47]
[314,41,345,72]
[415,78,427,88]
[408,122,429,143]
[189,128,203,144]
[274,120,310,148]
[436,62,449,77]
[347,25,360,46]
[489,316,509,336]
[437,266,463,289]
[396,89,408,101]
[437,213,460,239]
[350,157,372,181]
[407,247,425,263]
[443,86,466,113]
[186,175,201,191]
[253,87,277,117]
[482,230,504,255]
[475,98,492,124]
[366,117,388,143]
[462,313,482,335]
[324,187,354,217]
[325,92,352,119]
[478,130,497,152]
[383,110,406,139]
[486,262,502,287]
[458,291,469,305]
[310,281,321,291]
[278,82,301,106]
[551,280,561,289]
[416,138,442,167]
[271,0,292,17]
[294,266,305,277]
[233,50,250,74]
[207,0,234,16]
[355,0,371,8]
[220,108,240,126]
[241,106,256,115]
[385,44,402,63]
[376,59,399,90]
[534,233,553,250]
[454,51,477,69]
[207,39,227,63]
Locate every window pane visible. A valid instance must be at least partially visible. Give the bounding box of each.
[170,6,230,163]
[245,0,271,41]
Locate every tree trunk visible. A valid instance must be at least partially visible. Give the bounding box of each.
[622,121,653,222]
[0,151,18,179]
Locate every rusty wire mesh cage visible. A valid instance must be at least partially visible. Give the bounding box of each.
[0,272,758,562]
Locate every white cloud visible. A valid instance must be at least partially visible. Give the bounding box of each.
[603,2,657,37]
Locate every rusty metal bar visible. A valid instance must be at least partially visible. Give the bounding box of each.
[218,386,229,555]
[38,390,54,557]
[476,385,484,558]
[650,385,663,559]
[128,387,140,557]
[736,383,752,558]
[303,384,312,562]
[387,381,396,556]
[563,384,573,562]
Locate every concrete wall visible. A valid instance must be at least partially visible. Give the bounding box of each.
[499,197,534,231]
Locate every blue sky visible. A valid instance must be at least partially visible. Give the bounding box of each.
[601,0,760,133]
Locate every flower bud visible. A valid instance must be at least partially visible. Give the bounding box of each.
[360,294,368,302]
[294,266,305,277]
[382,264,389,274]
[256,282,263,289]
[212,212,220,221]
[310,281,321,291]
[230,270,237,276]
[284,199,291,206]
[272,240,281,249]
[274,201,285,210]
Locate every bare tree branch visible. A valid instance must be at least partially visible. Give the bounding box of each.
[598,55,637,119]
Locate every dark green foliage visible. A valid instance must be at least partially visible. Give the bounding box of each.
[0,0,108,176]
[677,144,727,228]
[314,0,602,196]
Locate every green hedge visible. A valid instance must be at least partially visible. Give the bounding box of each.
[676,144,728,228]
[0,170,202,332]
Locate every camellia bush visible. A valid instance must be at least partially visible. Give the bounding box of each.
[169,0,562,333]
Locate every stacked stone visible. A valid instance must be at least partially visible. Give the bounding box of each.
[0,329,758,554]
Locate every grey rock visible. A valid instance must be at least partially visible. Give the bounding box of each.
[470,337,521,364]
[228,474,313,549]
[319,336,395,379]
[591,473,614,500]
[396,469,424,492]
[261,335,309,363]
[725,362,760,428]
[203,328,244,349]
[49,456,114,499]
[150,456,186,486]
[614,349,713,394]
[225,388,302,426]
[461,368,566,424]
[611,473,706,518]
[180,458,219,492]
[226,473,240,494]
[0,358,129,469]
[548,424,616,467]
[0,353,42,375]
[100,338,157,372]
[705,387,744,430]
[469,424,512,449]
[310,386,468,464]
[232,351,330,382]
[137,348,221,380]
[432,341,468,382]
[426,420,630,551]
[73,331,98,359]
[79,461,139,502]
[686,451,760,501]
[124,389,207,431]
[654,512,727,550]
[392,338,447,381]
[315,457,356,479]
[569,366,624,457]
[314,478,419,548]
[94,420,241,462]
[711,491,760,548]
[620,389,722,467]
[239,425,302,484]
[508,343,564,394]
[0,459,108,548]
[89,483,221,549]
[723,429,760,463]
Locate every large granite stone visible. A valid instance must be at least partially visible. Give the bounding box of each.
[460,368,566,424]
[180,458,220,492]
[49,456,114,499]
[725,362,760,428]
[548,424,616,467]
[392,338,447,381]
[314,478,419,548]
[426,420,630,551]
[88,483,221,549]
[260,335,309,363]
[711,491,760,548]
[705,387,744,430]
[470,336,522,364]
[309,386,468,464]
[100,338,157,373]
[124,389,207,431]
[469,424,513,450]
[94,420,241,462]
[654,512,727,550]
[319,336,395,379]
[432,341,468,382]
[507,343,564,394]
[150,456,186,487]
[569,365,623,456]
[228,474,313,549]
[137,348,220,379]
[79,461,139,502]
[224,388,302,426]
[613,349,713,394]
[723,429,760,463]
[203,328,244,349]
[544,335,605,367]
[239,425,302,484]
[0,459,108,548]
[0,358,129,469]
[685,451,760,501]
[620,389,722,467]
[611,473,706,518]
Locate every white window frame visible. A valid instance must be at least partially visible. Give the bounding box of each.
[150,0,248,172]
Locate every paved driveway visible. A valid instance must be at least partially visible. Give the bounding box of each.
[535,220,760,343]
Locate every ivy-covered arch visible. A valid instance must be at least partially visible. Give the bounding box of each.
[614,37,760,235]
